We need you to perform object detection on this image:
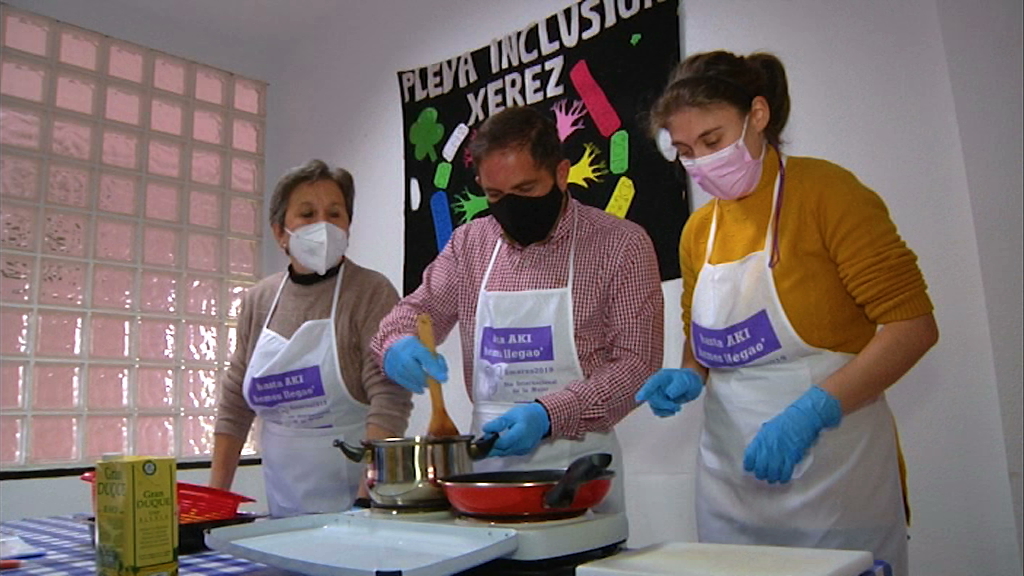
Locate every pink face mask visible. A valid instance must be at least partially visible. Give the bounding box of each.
[679,116,765,201]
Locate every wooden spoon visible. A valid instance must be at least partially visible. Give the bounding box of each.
[416,313,461,438]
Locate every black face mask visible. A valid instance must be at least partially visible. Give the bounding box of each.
[489,184,565,247]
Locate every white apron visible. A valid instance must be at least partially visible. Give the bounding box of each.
[691,158,908,574]
[242,266,367,517]
[470,211,624,514]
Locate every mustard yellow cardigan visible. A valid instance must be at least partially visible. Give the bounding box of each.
[680,146,933,353]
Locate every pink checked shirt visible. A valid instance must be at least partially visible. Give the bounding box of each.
[371,199,664,440]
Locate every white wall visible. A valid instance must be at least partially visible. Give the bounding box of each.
[1,1,1020,574]
[934,0,1024,562]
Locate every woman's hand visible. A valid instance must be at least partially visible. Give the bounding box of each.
[743,386,842,484]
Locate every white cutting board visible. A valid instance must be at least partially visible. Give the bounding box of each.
[577,541,874,576]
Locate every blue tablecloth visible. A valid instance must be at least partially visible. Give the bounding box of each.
[0,516,274,575]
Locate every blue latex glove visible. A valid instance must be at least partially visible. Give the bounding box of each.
[381,335,448,394]
[743,386,843,484]
[635,368,704,418]
[482,402,550,457]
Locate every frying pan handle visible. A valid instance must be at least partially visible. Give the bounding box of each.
[468,432,499,460]
[543,452,613,509]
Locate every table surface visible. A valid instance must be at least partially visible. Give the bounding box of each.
[0,516,292,575]
[1,515,890,576]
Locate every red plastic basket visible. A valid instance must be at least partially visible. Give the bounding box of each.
[81,470,256,524]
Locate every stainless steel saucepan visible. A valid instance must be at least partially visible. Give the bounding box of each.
[333,434,496,509]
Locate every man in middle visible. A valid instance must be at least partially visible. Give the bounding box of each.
[371,105,664,512]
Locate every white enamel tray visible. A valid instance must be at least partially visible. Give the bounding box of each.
[205,513,518,576]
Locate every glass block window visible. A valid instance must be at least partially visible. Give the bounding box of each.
[1,5,264,470]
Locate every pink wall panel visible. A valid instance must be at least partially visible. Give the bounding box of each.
[31,363,81,409]
[184,322,218,363]
[136,367,174,408]
[227,238,256,277]
[1,202,39,251]
[180,415,215,456]
[137,318,177,362]
[1,105,44,149]
[153,56,186,95]
[143,226,179,267]
[195,67,225,105]
[0,253,33,303]
[55,73,97,115]
[43,209,89,257]
[101,129,139,169]
[183,368,217,410]
[0,308,31,356]
[233,79,262,115]
[135,416,173,457]
[98,173,139,215]
[140,271,178,313]
[47,164,90,208]
[59,27,100,70]
[107,42,144,83]
[0,362,26,409]
[30,416,78,462]
[190,148,222,186]
[89,314,131,359]
[189,189,220,228]
[91,264,134,310]
[232,118,260,153]
[35,311,84,357]
[0,416,23,464]
[1,154,41,200]
[87,365,129,408]
[85,416,127,458]
[147,139,181,178]
[184,276,219,316]
[230,156,258,194]
[3,11,50,56]
[105,85,143,125]
[93,217,136,262]
[39,258,85,306]
[144,181,181,222]
[186,233,220,272]
[0,58,48,102]
[51,118,93,160]
[150,97,184,135]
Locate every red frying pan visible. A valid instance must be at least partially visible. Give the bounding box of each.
[440,453,614,519]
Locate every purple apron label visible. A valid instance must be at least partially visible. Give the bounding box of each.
[248,365,325,407]
[692,310,782,368]
[480,326,554,365]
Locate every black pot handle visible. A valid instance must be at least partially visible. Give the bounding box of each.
[468,432,499,460]
[543,453,613,509]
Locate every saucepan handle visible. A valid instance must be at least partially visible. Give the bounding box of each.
[332,439,371,463]
[543,452,613,509]
[468,432,499,460]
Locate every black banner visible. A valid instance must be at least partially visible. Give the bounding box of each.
[397,0,687,295]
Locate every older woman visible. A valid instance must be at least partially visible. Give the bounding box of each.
[210,159,411,517]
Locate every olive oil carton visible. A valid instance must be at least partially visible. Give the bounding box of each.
[95,457,178,576]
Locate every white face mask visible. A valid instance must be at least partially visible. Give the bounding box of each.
[286,221,348,275]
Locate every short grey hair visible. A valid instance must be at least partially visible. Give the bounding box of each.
[269,159,355,229]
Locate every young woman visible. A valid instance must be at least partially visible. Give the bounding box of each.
[636,51,938,575]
